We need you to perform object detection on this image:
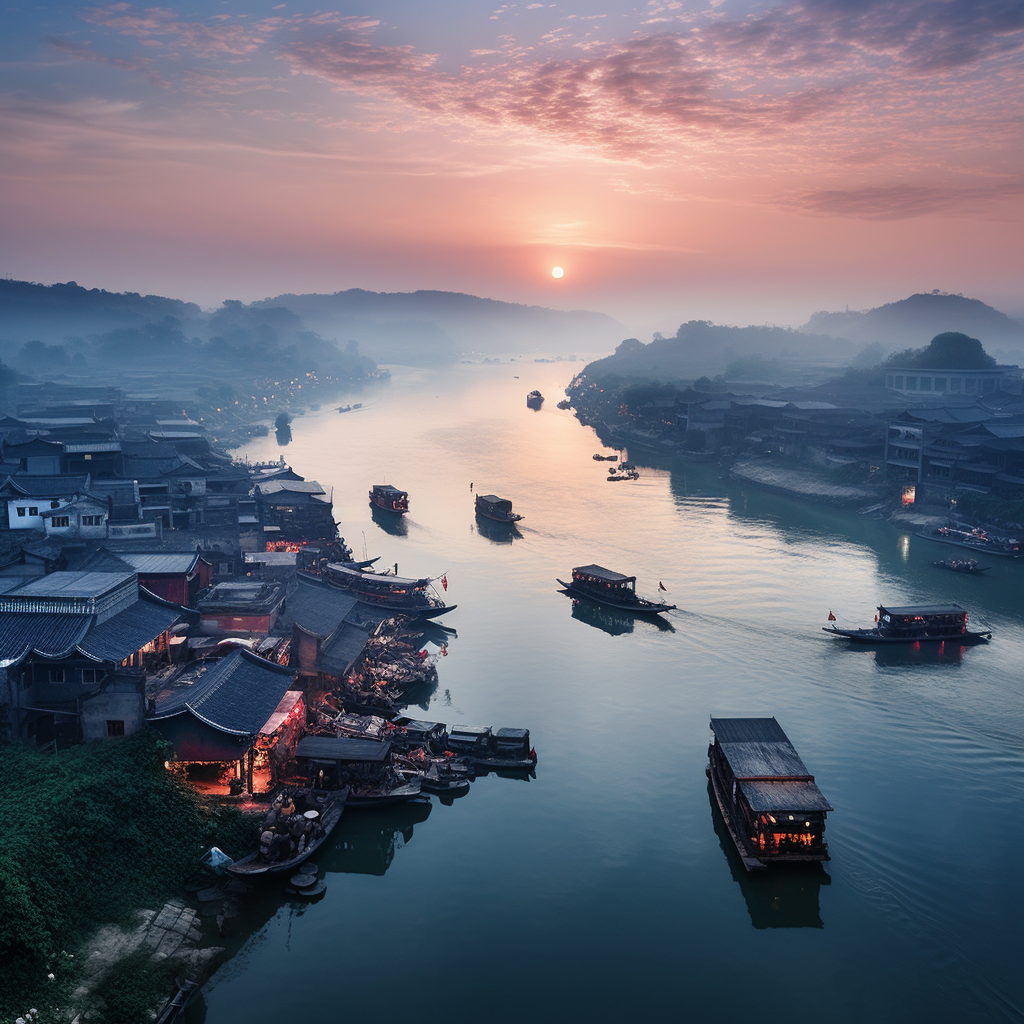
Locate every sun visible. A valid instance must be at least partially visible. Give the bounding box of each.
[551,266,564,279]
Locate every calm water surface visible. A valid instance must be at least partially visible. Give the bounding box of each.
[198,361,1023,1024]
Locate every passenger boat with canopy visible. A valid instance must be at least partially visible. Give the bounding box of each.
[556,564,675,614]
[707,717,832,873]
[822,603,992,644]
[324,562,454,617]
[369,484,409,514]
[475,493,524,523]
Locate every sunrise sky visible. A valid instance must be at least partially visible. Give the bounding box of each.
[2,0,1022,332]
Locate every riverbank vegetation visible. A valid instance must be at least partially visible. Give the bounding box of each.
[0,731,257,1019]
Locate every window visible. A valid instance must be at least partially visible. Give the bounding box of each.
[106,720,125,737]
[28,506,38,516]
[51,516,70,528]
[906,377,918,390]
[82,515,102,526]
[82,668,101,684]
[920,377,932,391]
[16,507,26,517]
[934,378,946,392]
[49,668,65,683]
[50,500,60,509]
[895,376,904,389]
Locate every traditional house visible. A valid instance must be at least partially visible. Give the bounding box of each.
[0,570,195,745]
[253,480,336,547]
[115,552,214,606]
[148,648,300,794]
[197,580,285,635]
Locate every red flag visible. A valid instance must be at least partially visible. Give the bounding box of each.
[441,574,448,591]
[828,610,836,621]
[418,649,428,660]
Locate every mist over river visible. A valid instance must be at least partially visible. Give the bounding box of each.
[198,360,1023,1024]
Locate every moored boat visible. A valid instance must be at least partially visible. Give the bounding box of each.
[446,725,537,770]
[324,561,454,617]
[369,484,409,514]
[822,603,992,644]
[557,564,675,614]
[295,735,423,807]
[475,493,524,523]
[227,788,348,877]
[706,717,832,873]
[526,390,544,409]
[933,558,991,574]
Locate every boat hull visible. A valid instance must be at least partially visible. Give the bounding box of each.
[822,625,992,644]
[226,789,347,878]
[557,580,675,614]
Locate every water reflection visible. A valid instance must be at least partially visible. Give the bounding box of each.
[370,504,409,537]
[567,595,675,636]
[872,641,967,668]
[321,798,433,876]
[475,513,523,544]
[274,425,291,446]
[708,784,829,929]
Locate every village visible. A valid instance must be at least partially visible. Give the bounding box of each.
[0,379,534,808]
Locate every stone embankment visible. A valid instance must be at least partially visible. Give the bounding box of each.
[69,900,223,1022]
[729,459,877,505]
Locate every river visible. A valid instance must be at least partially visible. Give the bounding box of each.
[195,359,1023,1024]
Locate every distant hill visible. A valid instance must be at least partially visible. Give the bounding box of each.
[803,293,1024,355]
[578,321,849,386]
[0,279,205,344]
[254,288,625,361]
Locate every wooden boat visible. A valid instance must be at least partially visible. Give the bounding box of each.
[369,484,409,514]
[933,558,991,574]
[526,390,544,409]
[822,603,992,644]
[916,526,1022,558]
[557,564,675,614]
[592,453,618,461]
[295,736,424,807]
[446,725,537,771]
[155,978,199,1024]
[345,776,423,807]
[227,788,348,878]
[324,561,455,617]
[707,717,832,873]
[475,493,524,523]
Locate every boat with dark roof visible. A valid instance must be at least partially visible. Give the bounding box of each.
[526,390,543,409]
[475,493,524,523]
[707,717,832,873]
[822,603,992,644]
[557,564,675,614]
[324,562,455,617]
[369,484,409,515]
[932,558,991,574]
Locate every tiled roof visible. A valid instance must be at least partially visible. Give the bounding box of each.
[151,649,296,736]
[317,621,370,677]
[0,613,91,666]
[77,598,188,662]
[282,576,358,638]
[0,474,91,496]
[117,553,203,575]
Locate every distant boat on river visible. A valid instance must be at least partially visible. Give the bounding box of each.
[822,603,992,644]
[526,390,544,409]
[933,558,991,574]
[369,484,409,514]
[557,564,675,614]
[475,493,524,523]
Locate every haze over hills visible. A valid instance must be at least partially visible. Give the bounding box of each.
[803,292,1024,359]
[253,288,626,361]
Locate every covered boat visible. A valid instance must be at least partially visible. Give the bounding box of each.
[557,564,675,614]
[933,559,990,574]
[526,390,544,408]
[369,484,409,514]
[324,562,454,617]
[295,736,422,807]
[707,717,832,873]
[823,603,992,644]
[475,493,524,523]
[446,725,537,770]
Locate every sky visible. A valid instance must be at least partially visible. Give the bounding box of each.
[1,0,1022,334]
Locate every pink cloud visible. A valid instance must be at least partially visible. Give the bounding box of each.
[81,3,272,57]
